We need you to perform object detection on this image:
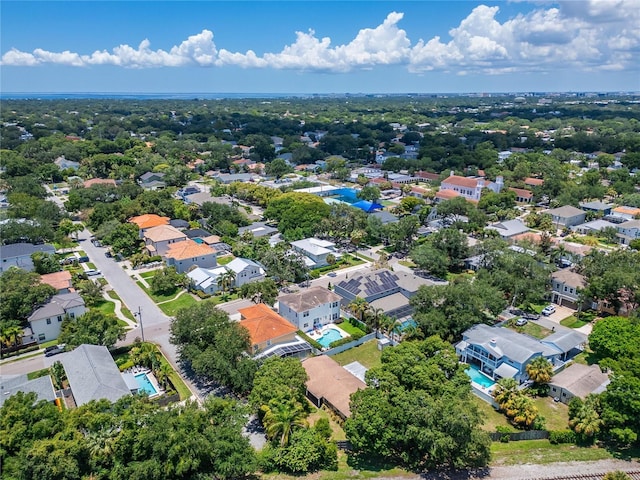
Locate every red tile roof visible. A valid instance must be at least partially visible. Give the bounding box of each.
[238,304,297,346]
[40,271,72,291]
[165,239,216,261]
[83,178,116,188]
[524,177,544,186]
[442,175,480,188]
[415,171,440,181]
[129,214,170,230]
[509,187,534,199]
[435,189,461,200]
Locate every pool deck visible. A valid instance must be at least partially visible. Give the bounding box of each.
[306,323,349,341]
[125,367,163,398]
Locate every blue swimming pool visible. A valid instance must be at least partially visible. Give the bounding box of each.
[465,365,496,389]
[394,318,417,333]
[135,373,158,396]
[317,327,344,348]
[193,238,204,244]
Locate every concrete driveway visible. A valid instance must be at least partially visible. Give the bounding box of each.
[544,305,577,324]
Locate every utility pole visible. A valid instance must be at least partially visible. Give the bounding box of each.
[134,306,145,342]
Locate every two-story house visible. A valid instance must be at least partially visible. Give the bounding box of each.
[144,225,187,255]
[278,286,342,332]
[164,240,218,273]
[238,304,299,356]
[40,270,73,293]
[225,258,265,287]
[129,214,170,238]
[551,269,587,309]
[290,238,340,268]
[27,292,86,343]
[186,257,265,295]
[438,172,503,202]
[138,172,166,190]
[616,219,640,246]
[544,205,587,228]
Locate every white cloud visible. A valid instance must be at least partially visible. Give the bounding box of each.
[1,5,638,76]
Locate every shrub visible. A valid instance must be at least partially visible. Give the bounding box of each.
[297,331,322,350]
[195,290,211,299]
[549,430,576,444]
[118,360,135,371]
[328,336,354,349]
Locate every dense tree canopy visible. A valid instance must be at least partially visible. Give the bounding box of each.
[264,192,331,241]
[170,302,257,395]
[59,309,127,349]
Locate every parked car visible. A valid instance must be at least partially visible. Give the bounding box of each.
[509,307,524,316]
[85,269,101,276]
[515,318,528,326]
[104,251,113,258]
[327,272,337,277]
[44,344,66,357]
[522,312,541,320]
[542,305,556,316]
[77,256,90,263]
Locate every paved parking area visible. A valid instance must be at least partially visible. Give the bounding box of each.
[545,305,577,323]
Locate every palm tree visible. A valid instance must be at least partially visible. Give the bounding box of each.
[493,377,519,411]
[154,362,174,390]
[261,400,308,447]
[526,356,553,385]
[569,403,603,440]
[511,395,539,428]
[1,321,23,348]
[367,307,385,338]
[130,342,161,370]
[217,269,236,300]
[348,297,369,325]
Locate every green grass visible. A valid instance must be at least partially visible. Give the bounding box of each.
[27,368,50,380]
[136,281,180,303]
[560,315,589,329]
[86,262,97,270]
[139,271,157,279]
[307,405,347,441]
[471,395,516,432]
[331,339,382,370]
[39,338,60,349]
[216,255,235,266]
[337,320,366,336]
[156,350,192,401]
[95,299,116,315]
[341,254,368,265]
[533,396,570,431]
[398,260,416,268]
[106,290,136,321]
[490,439,612,466]
[158,294,197,316]
[510,321,553,339]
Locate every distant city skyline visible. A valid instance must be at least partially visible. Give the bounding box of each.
[1,1,639,94]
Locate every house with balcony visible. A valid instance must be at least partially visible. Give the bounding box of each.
[129,214,170,238]
[278,286,342,332]
[27,292,86,343]
[187,257,265,295]
[238,304,302,356]
[616,219,640,246]
[290,238,340,268]
[438,172,503,202]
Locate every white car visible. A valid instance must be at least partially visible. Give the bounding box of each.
[85,269,101,276]
[542,305,556,316]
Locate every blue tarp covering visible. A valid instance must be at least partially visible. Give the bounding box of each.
[351,200,383,212]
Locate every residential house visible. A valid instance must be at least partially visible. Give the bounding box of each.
[0,243,56,272]
[544,205,587,228]
[579,201,613,216]
[143,225,187,255]
[169,219,190,229]
[177,186,200,199]
[238,304,299,356]
[129,214,170,238]
[238,222,279,238]
[54,156,80,171]
[456,324,570,383]
[225,258,265,287]
[572,219,618,235]
[0,374,56,407]
[278,286,342,332]
[509,187,534,204]
[524,177,544,188]
[164,240,218,273]
[27,292,86,343]
[334,269,437,320]
[551,269,587,309]
[369,210,399,225]
[616,219,640,246]
[439,172,503,202]
[548,363,610,404]
[541,329,588,362]
[214,173,258,184]
[61,344,132,406]
[187,257,264,294]
[301,355,366,419]
[40,270,73,293]
[83,178,116,188]
[610,206,640,221]
[184,191,233,207]
[138,172,166,190]
[290,238,340,268]
[485,219,530,239]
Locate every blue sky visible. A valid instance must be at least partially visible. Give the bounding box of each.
[1,1,639,94]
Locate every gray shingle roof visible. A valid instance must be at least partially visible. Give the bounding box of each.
[541,329,587,354]
[61,344,131,406]
[278,286,341,312]
[0,374,56,407]
[0,243,55,259]
[462,324,559,364]
[28,292,85,322]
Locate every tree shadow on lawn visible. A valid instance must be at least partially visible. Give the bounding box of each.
[601,441,640,462]
[346,453,491,479]
[178,360,232,398]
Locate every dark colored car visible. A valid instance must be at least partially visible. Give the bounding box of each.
[522,312,541,320]
[105,251,113,258]
[77,256,90,263]
[44,344,66,357]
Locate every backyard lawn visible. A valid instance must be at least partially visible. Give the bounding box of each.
[217,255,234,266]
[533,396,570,431]
[509,321,553,339]
[471,396,515,432]
[331,339,382,370]
[337,320,366,337]
[307,406,346,441]
[491,439,612,465]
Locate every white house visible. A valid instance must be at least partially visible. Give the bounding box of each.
[225,258,266,287]
[551,269,587,309]
[278,286,342,332]
[164,240,218,273]
[27,293,86,343]
[187,257,265,295]
[290,238,340,268]
[544,206,587,228]
[439,172,503,202]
